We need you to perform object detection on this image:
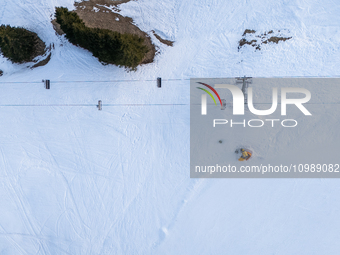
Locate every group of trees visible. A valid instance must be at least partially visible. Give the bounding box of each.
[55,7,148,70]
[0,7,148,70]
[0,25,41,63]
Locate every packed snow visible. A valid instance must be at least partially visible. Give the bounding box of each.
[0,0,340,254]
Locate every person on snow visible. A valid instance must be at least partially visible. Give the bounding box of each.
[238,148,252,161]
[241,148,249,159]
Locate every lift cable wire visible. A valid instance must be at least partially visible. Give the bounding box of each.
[0,102,338,107]
[0,78,190,84]
[2,75,340,84]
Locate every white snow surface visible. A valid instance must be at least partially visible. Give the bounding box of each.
[0,0,339,254]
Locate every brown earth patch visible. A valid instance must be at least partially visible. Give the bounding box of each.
[75,0,131,10]
[152,30,174,46]
[51,19,64,35]
[242,29,256,36]
[238,29,292,51]
[238,39,257,49]
[266,36,292,44]
[32,52,52,69]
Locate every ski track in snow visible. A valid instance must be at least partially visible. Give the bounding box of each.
[0,0,339,254]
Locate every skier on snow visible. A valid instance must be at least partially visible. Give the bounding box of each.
[238,148,252,161]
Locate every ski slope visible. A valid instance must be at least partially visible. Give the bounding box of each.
[0,0,340,254]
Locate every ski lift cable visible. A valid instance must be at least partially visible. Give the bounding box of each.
[0,79,191,84]
[0,103,189,107]
[0,102,338,107]
[2,75,340,83]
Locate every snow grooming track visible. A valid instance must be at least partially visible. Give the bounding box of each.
[0,0,340,254]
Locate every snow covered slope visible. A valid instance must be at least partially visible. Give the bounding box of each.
[0,0,339,254]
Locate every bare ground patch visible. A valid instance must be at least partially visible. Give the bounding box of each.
[238,39,257,48]
[32,52,52,69]
[242,29,256,36]
[152,30,174,47]
[263,36,292,44]
[51,19,64,35]
[238,29,292,51]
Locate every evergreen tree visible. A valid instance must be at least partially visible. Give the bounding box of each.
[0,25,42,63]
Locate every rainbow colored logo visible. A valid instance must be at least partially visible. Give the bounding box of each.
[196,82,222,107]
